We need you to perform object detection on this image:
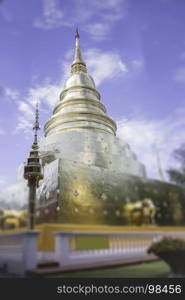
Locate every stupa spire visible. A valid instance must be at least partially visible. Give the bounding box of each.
[75,27,79,39]
[71,28,87,73]
[32,103,40,150]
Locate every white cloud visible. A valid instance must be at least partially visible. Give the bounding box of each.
[4,87,19,100]
[14,112,33,136]
[33,0,68,30]
[24,83,61,108]
[84,48,128,85]
[0,176,7,189]
[18,101,34,120]
[14,101,35,135]
[0,181,28,209]
[77,0,124,23]
[15,80,61,135]
[83,23,111,41]
[89,0,123,9]
[0,86,19,100]
[33,0,126,40]
[117,108,185,181]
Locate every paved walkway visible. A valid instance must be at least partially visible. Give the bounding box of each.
[28,255,159,277]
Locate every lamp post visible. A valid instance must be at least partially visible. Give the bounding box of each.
[24,104,43,230]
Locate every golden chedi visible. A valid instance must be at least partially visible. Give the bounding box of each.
[37,30,146,225]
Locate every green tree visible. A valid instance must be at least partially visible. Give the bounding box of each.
[167,144,185,187]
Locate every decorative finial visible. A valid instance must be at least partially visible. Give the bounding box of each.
[32,102,40,149]
[75,27,79,39]
[71,28,87,73]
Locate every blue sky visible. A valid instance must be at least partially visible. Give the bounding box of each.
[0,0,185,190]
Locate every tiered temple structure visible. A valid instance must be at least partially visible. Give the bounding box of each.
[36,30,146,224]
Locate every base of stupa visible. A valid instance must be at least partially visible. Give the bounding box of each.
[36,158,185,227]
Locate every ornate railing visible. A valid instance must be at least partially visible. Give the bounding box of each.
[55,230,185,268]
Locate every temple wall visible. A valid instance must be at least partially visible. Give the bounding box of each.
[36,158,185,226]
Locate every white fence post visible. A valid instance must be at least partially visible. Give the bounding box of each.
[23,231,40,273]
[0,231,40,276]
[55,232,70,267]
